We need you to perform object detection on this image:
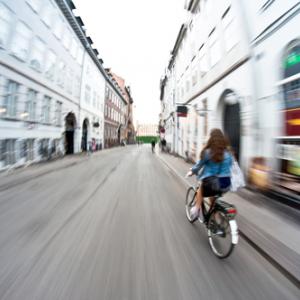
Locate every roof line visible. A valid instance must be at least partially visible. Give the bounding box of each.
[168,24,187,70]
[55,0,127,102]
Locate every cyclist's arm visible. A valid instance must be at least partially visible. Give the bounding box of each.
[191,159,205,175]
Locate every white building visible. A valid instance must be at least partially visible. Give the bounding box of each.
[161,0,254,167]
[137,124,157,137]
[159,0,300,197]
[0,0,120,170]
[80,53,105,151]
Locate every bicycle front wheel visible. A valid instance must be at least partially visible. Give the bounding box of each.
[207,211,235,258]
[185,187,197,223]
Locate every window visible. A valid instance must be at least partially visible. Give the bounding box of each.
[70,38,77,58]
[53,14,63,40]
[186,80,190,93]
[11,22,32,61]
[199,51,209,76]
[62,28,71,50]
[105,105,107,116]
[105,86,109,99]
[222,8,237,52]
[0,3,13,49]
[4,80,19,117]
[1,139,16,166]
[209,30,221,66]
[66,68,73,94]
[85,85,91,104]
[74,76,81,98]
[192,69,198,86]
[57,61,66,88]
[26,0,41,12]
[77,46,83,65]
[39,139,49,158]
[260,0,275,12]
[97,95,100,110]
[284,79,300,110]
[30,37,46,71]
[25,139,35,161]
[204,0,213,16]
[40,1,54,27]
[55,101,62,126]
[42,96,51,123]
[26,89,37,121]
[86,63,90,76]
[93,92,96,107]
[45,50,56,80]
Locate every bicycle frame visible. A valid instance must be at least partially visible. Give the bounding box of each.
[193,187,237,224]
[186,186,239,258]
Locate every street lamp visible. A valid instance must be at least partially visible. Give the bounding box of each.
[224,92,239,105]
[0,107,6,114]
[20,112,29,119]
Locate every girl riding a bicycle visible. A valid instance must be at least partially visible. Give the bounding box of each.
[187,128,233,221]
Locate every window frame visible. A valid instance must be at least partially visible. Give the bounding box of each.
[0,2,13,49]
[30,37,46,72]
[42,95,51,124]
[4,80,20,118]
[26,89,37,121]
[11,21,32,61]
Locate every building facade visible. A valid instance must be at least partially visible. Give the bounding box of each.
[159,0,300,198]
[161,0,253,165]
[110,72,135,144]
[0,0,83,169]
[124,86,136,144]
[137,124,157,137]
[80,53,105,151]
[0,0,125,170]
[104,69,127,148]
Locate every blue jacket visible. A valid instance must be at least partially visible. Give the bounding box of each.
[191,150,233,180]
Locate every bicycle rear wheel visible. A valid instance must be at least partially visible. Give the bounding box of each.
[207,210,234,258]
[185,187,197,223]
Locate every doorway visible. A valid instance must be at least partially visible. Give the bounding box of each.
[223,102,241,162]
[65,113,76,155]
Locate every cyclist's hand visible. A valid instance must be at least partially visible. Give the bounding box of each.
[185,170,193,178]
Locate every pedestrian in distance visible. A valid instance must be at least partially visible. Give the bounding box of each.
[151,139,156,153]
[87,140,93,156]
[92,138,96,152]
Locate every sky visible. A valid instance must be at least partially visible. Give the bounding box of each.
[74,0,186,125]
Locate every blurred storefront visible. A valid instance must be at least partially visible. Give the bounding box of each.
[274,41,300,196]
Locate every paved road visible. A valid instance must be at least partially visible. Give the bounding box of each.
[0,146,299,300]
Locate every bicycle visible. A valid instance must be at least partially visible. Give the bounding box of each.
[185,186,239,258]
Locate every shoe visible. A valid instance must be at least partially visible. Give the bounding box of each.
[190,206,200,221]
[212,227,225,236]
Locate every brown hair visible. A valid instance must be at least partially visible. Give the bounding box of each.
[200,128,230,163]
